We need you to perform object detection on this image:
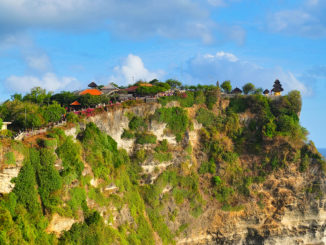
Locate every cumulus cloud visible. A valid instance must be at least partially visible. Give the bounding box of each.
[267,0,326,37]
[109,54,164,85]
[5,72,80,93]
[185,51,311,95]
[0,0,244,44]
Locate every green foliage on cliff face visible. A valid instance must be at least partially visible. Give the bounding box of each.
[13,153,42,218]
[36,149,62,212]
[4,152,15,165]
[135,132,157,144]
[79,122,129,179]
[141,168,203,243]
[195,90,317,209]
[153,107,189,141]
[1,86,324,244]
[55,131,84,183]
[0,122,158,245]
[129,116,147,131]
[121,129,134,139]
[196,108,218,128]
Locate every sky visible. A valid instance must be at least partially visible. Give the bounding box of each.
[0,0,326,147]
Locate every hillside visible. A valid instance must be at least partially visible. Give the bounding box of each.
[1,89,325,245]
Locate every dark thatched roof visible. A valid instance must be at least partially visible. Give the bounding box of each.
[232,87,242,94]
[88,82,98,88]
[271,79,284,92]
[263,89,269,94]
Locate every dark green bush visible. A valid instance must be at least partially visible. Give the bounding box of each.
[12,160,41,217]
[121,129,135,139]
[135,133,157,144]
[155,139,169,152]
[205,88,218,109]
[198,160,216,174]
[66,112,79,123]
[129,116,146,131]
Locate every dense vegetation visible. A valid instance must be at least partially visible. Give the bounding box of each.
[1,79,325,244]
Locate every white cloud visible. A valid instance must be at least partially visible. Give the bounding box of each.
[109,54,164,85]
[267,0,326,37]
[185,51,311,95]
[207,0,241,7]
[25,54,51,72]
[5,72,80,93]
[0,0,245,44]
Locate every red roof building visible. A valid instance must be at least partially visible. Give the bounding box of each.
[70,101,81,106]
[79,89,103,96]
[121,86,138,92]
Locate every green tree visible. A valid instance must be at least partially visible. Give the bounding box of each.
[79,94,102,107]
[13,161,41,216]
[221,81,232,93]
[11,93,22,101]
[0,118,2,130]
[51,91,78,107]
[42,101,66,123]
[242,83,255,95]
[166,79,182,89]
[287,90,302,115]
[23,87,52,105]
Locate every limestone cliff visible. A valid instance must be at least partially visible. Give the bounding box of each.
[1,94,325,245]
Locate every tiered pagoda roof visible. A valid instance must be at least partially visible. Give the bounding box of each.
[271,79,284,93]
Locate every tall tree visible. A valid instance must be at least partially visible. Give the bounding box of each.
[242,83,255,94]
[221,81,232,93]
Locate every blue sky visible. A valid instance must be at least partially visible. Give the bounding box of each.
[0,0,326,147]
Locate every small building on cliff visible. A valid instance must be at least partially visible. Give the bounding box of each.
[271,79,284,96]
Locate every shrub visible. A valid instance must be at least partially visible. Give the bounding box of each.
[135,149,147,162]
[195,108,217,128]
[154,152,172,162]
[205,88,218,109]
[12,161,41,217]
[66,112,79,123]
[56,136,84,181]
[228,97,248,113]
[155,139,168,152]
[41,101,66,123]
[262,120,276,138]
[68,187,86,215]
[194,90,206,105]
[300,154,310,172]
[153,107,189,142]
[198,160,216,174]
[4,152,15,165]
[121,129,134,139]
[213,176,222,186]
[129,116,146,131]
[135,133,157,144]
[36,149,62,212]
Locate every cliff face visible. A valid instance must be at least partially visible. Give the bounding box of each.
[1,94,325,245]
[86,102,177,153]
[178,165,326,245]
[76,101,326,244]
